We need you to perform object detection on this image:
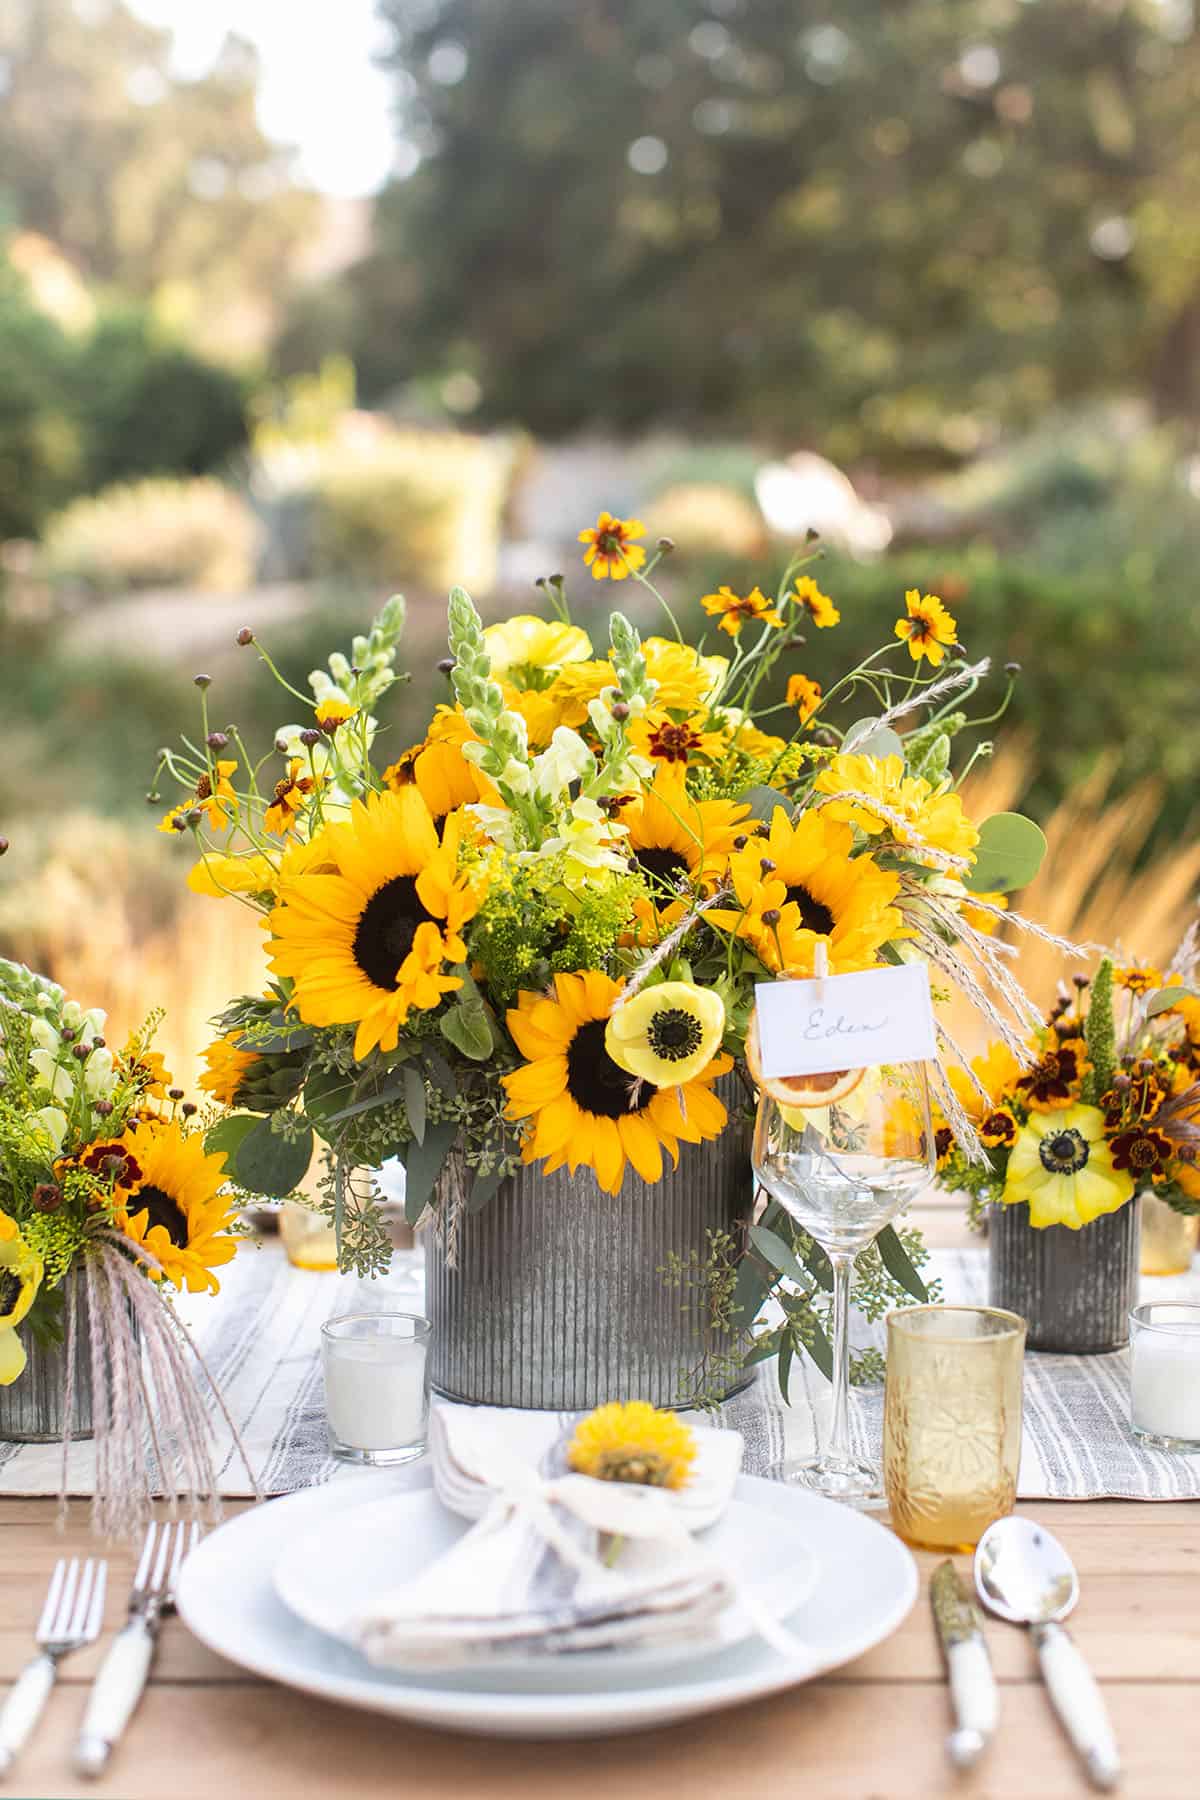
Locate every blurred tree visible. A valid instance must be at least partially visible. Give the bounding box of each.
[0,0,318,353]
[362,0,1200,454]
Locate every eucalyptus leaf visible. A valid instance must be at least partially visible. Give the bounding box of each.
[1147,987,1197,1018]
[964,812,1047,894]
[801,1235,834,1292]
[805,1312,834,1382]
[233,1118,314,1197]
[777,1329,794,1404]
[203,1113,259,1162]
[402,1119,458,1222]
[749,1224,810,1288]
[741,785,791,823]
[842,718,904,760]
[876,1224,929,1302]
[742,1330,781,1367]
[466,1165,505,1213]
[440,1000,495,1061]
[323,1079,406,1126]
[402,1065,427,1146]
[301,1066,357,1125]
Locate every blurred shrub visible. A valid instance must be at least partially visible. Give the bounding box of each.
[298,428,515,593]
[0,271,81,537]
[40,477,259,593]
[647,483,766,561]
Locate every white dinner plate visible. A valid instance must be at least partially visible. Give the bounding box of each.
[272,1490,820,1676]
[177,1470,917,1739]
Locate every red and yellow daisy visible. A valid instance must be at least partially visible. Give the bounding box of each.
[578,512,647,581]
[785,673,823,725]
[791,576,840,629]
[701,585,784,640]
[893,590,957,666]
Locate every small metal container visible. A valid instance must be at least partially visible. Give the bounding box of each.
[988,1200,1140,1354]
[0,1272,94,1442]
[426,1093,755,1409]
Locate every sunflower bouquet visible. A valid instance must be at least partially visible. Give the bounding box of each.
[941,950,1200,1230]
[0,956,243,1527]
[152,517,1062,1388]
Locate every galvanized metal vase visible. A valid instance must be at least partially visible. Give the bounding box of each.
[425,1105,755,1409]
[0,1273,94,1443]
[988,1200,1140,1354]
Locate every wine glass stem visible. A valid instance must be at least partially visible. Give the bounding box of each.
[828,1251,854,1465]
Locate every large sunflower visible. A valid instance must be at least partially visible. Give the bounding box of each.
[112,1121,238,1294]
[708,807,903,974]
[502,971,729,1195]
[267,788,481,1060]
[0,1212,43,1385]
[625,768,749,901]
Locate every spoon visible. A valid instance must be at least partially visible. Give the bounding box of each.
[975,1517,1120,1791]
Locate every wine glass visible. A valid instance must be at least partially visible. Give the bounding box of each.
[752,1060,935,1507]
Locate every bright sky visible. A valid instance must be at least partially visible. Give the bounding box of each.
[124,0,398,195]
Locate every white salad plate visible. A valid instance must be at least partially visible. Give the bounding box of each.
[272,1490,820,1675]
[177,1469,917,1740]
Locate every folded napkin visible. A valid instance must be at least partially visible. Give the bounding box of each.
[352,1405,810,1670]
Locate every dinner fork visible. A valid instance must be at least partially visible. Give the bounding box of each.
[74,1519,198,1779]
[0,1556,108,1778]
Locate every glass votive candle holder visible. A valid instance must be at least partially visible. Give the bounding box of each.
[320,1313,432,1466]
[884,1305,1026,1553]
[1129,1303,1200,1451]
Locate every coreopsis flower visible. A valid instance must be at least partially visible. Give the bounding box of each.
[1002,1105,1133,1229]
[785,673,823,724]
[158,760,239,834]
[315,698,356,734]
[1109,1122,1173,1185]
[1114,965,1162,997]
[1015,1039,1089,1111]
[605,981,726,1089]
[567,1400,696,1490]
[629,709,728,767]
[578,513,647,581]
[791,576,840,628]
[893,590,957,666]
[701,584,784,639]
[979,1107,1018,1150]
[264,759,320,836]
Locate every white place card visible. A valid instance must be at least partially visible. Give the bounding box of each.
[754,964,937,1079]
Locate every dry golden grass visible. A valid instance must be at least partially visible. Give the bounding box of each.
[3,743,1197,1085]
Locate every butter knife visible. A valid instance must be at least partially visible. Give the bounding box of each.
[931,1559,998,1769]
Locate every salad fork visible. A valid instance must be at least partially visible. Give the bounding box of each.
[0,1556,108,1778]
[74,1519,198,1779]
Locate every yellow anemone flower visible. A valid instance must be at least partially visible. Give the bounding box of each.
[1001,1104,1134,1230]
[198,1033,260,1107]
[502,971,730,1195]
[785,673,823,724]
[708,807,903,975]
[814,752,979,866]
[0,1213,43,1386]
[483,615,593,681]
[894,590,957,666]
[605,981,726,1088]
[791,576,840,628]
[567,1401,697,1490]
[700,584,784,639]
[267,787,480,1060]
[642,638,728,711]
[578,513,646,581]
[112,1121,238,1294]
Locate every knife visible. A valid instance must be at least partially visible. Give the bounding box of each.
[931,1559,998,1769]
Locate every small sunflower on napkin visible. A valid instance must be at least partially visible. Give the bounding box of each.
[567,1402,697,1491]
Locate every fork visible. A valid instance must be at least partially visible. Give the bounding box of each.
[0,1556,108,1778]
[74,1520,198,1779]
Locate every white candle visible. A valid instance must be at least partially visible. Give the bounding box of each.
[1130,1305,1200,1446]
[321,1314,430,1462]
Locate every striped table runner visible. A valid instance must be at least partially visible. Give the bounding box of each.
[2,1240,1198,1501]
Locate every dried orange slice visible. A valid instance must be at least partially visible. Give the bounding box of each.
[745,1013,865,1109]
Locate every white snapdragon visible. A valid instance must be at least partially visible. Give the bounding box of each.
[29,1105,68,1157]
[30,1048,73,1104]
[531,727,593,800]
[30,1017,59,1053]
[540,798,629,884]
[84,1047,117,1099]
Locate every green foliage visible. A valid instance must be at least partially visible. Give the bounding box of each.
[1082,957,1117,1105]
[0,271,80,537]
[964,813,1048,895]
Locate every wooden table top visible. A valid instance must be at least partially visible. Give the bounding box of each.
[3,1200,1197,1800]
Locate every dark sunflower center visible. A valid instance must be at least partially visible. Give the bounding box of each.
[784,884,835,936]
[646,1008,704,1062]
[353,876,434,989]
[132,1184,189,1248]
[634,846,691,890]
[1039,1129,1090,1175]
[0,1270,21,1315]
[566,1019,649,1119]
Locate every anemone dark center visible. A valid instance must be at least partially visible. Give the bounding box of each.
[634,846,691,890]
[566,1019,648,1118]
[0,1270,21,1315]
[353,876,434,989]
[784,884,835,936]
[647,1008,704,1062]
[132,1184,189,1248]
[1039,1129,1089,1175]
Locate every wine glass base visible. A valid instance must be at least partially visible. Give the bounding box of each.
[768,1455,887,1510]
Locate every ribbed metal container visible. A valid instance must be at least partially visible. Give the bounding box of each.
[426,1101,755,1409]
[988,1200,1140,1354]
[0,1274,94,1443]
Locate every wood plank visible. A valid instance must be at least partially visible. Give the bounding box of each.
[6,1677,1198,1800]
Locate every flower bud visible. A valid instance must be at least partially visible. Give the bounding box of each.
[299,727,321,748]
[206,731,230,751]
[1112,1073,1132,1092]
[146,793,160,804]
[1137,1058,1156,1077]
[184,807,204,829]
[761,908,782,927]
[759,858,776,875]
[171,812,189,831]
[72,1042,89,1061]
[436,656,455,675]
[236,626,255,646]
[1004,661,1021,677]
[656,537,675,555]
[94,1098,114,1117]
[733,835,749,851]
[610,701,630,722]
[805,527,820,543]
[0,837,8,856]
[1072,973,1089,989]
[193,673,212,689]
[32,1183,62,1214]
[169,1087,185,1101]
[182,1101,197,1118]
